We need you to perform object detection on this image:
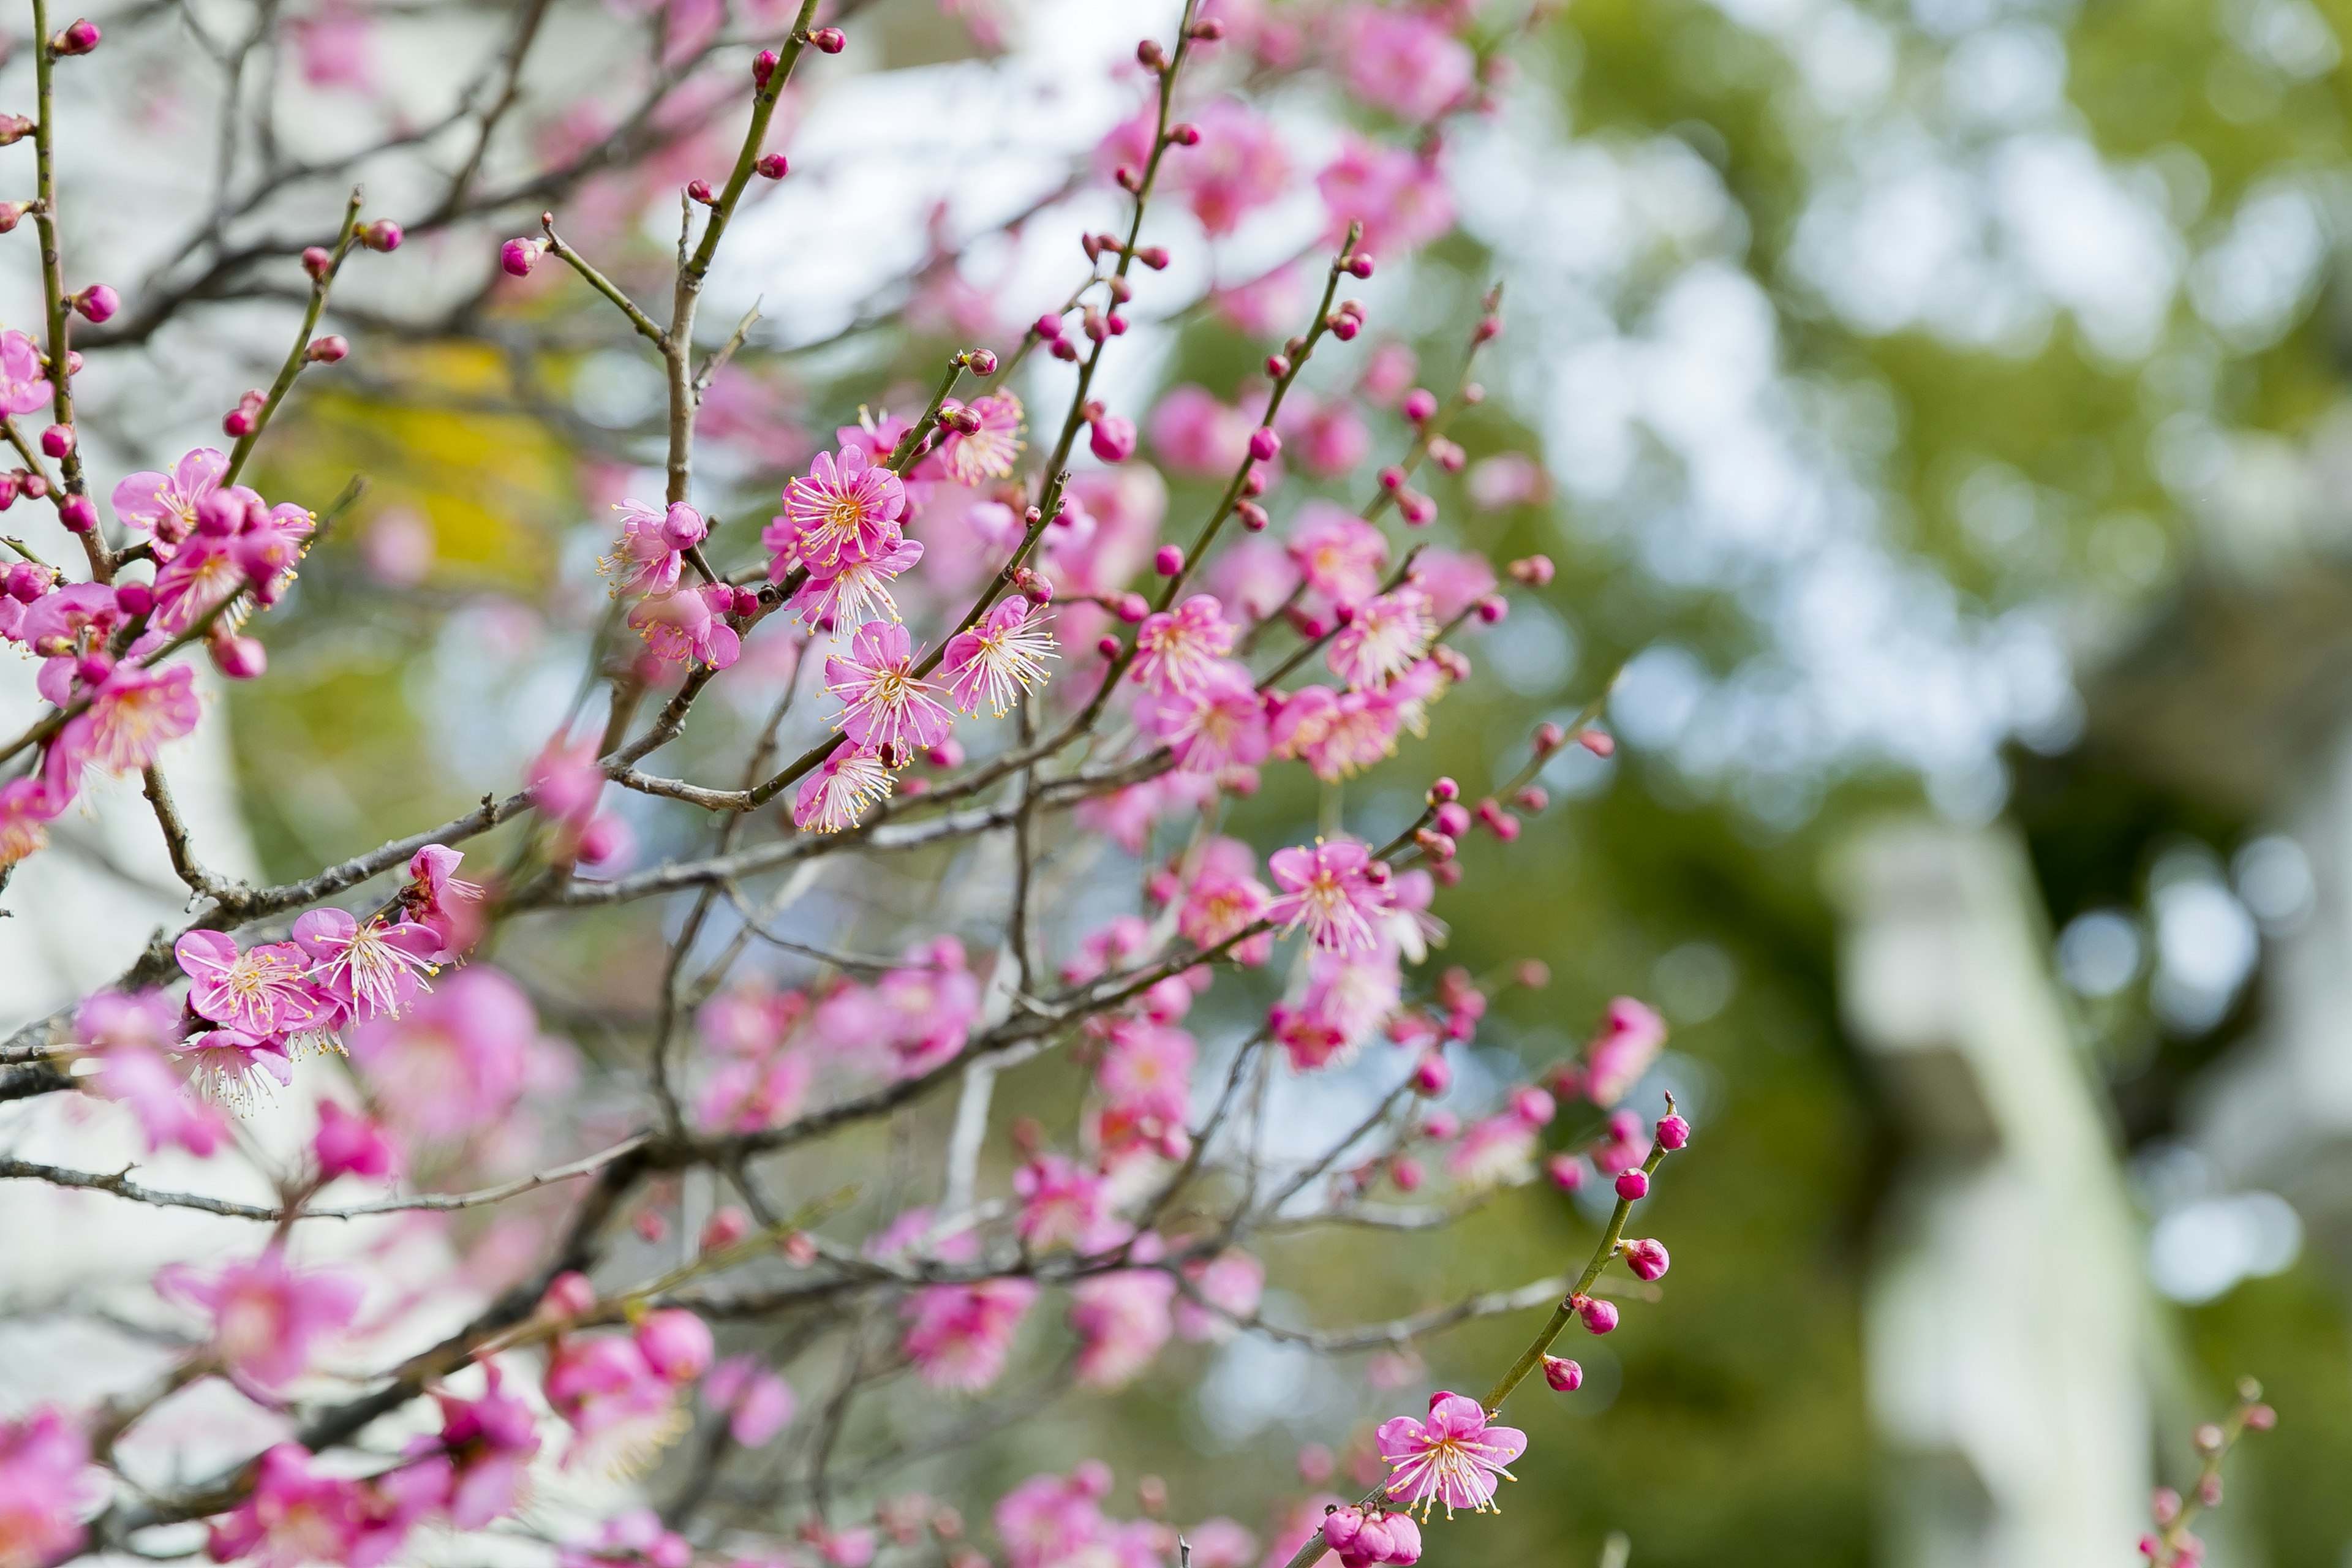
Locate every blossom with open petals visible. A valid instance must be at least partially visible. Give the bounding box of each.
[1266,838,1393,951]
[112,447,227,556]
[159,1247,363,1396]
[786,527,924,630]
[0,1406,95,1568]
[1139,661,1267,774]
[598,499,706,598]
[793,742,896,834]
[941,598,1056,717]
[1327,589,1433,691]
[176,929,330,1038]
[295,908,440,1023]
[827,620,955,753]
[937,391,1024,486]
[1377,1391,1526,1519]
[1130,594,1235,696]
[55,663,202,779]
[778,444,907,574]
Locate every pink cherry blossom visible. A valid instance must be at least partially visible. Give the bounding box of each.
[1378,1391,1527,1518]
[785,526,924,630]
[176,1027,296,1106]
[1167,99,1291,236]
[1174,1248,1264,1341]
[1093,1019,1194,1163]
[55,663,202,778]
[1013,1154,1111,1252]
[1212,264,1306,337]
[1070,1267,1175,1388]
[1147,385,1253,478]
[900,1278,1037,1392]
[0,1406,94,1568]
[875,939,982,1076]
[401,844,484,960]
[1339,6,1475,123]
[1412,548,1496,621]
[1327,589,1433,690]
[204,1443,412,1568]
[146,535,247,636]
[1130,595,1235,696]
[347,965,545,1140]
[937,391,1025,486]
[1585,998,1666,1107]
[556,1508,690,1568]
[1183,1518,1259,1568]
[1446,1112,1538,1186]
[176,929,330,1038]
[111,447,227,554]
[995,1468,1107,1568]
[696,1049,812,1133]
[704,1357,794,1447]
[597,499,706,598]
[779,444,907,573]
[1288,503,1389,607]
[294,907,440,1022]
[1140,661,1269,774]
[794,741,897,833]
[0,329,52,415]
[0,775,65,869]
[628,582,740,669]
[304,1101,398,1185]
[1266,839,1393,951]
[429,1365,541,1529]
[1270,685,1404,781]
[1317,136,1455,256]
[544,1336,680,1475]
[1280,396,1373,479]
[159,1247,363,1396]
[1322,1506,1422,1568]
[941,597,1057,717]
[1178,838,1273,962]
[827,620,956,753]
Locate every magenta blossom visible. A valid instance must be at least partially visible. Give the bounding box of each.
[294,907,439,1022]
[1585,997,1667,1106]
[1327,589,1433,691]
[1288,503,1389,606]
[347,965,547,1140]
[937,391,1025,486]
[429,1365,541,1529]
[1340,4,1474,123]
[203,1443,407,1568]
[628,582,740,669]
[1013,1154,1111,1253]
[793,741,896,834]
[401,843,484,960]
[597,499,706,598]
[779,443,907,573]
[1139,661,1269,775]
[995,1467,1108,1568]
[54,663,202,780]
[0,329,51,416]
[1266,839,1393,951]
[543,1338,682,1476]
[112,447,228,554]
[900,1279,1037,1392]
[704,1357,794,1447]
[92,1033,224,1158]
[1130,594,1235,696]
[941,598,1057,717]
[1148,385,1253,478]
[176,929,330,1038]
[159,1247,363,1396]
[785,526,924,630]
[827,620,956,753]
[0,775,66,870]
[1378,1391,1527,1519]
[314,1100,400,1182]
[0,1406,94,1568]
[1070,1267,1175,1389]
[1322,1506,1422,1568]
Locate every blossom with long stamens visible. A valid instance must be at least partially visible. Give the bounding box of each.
[1377,1391,1528,1520]
[1129,594,1235,695]
[293,907,440,1023]
[1266,837,1393,951]
[597,499,706,598]
[827,620,956,753]
[793,741,896,834]
[778,443,907,574]
[175,1027,296,1108]
[941,598,1057,717]
[402,844,484,960]
[53,663,202,779]
[786,527,923,631]
[177,929,331,1038]
[937,391,1024,486]
[0,775,64,869]
[1327,589,1433,690]
[111,447,227,556]
[1139,660,1268,774]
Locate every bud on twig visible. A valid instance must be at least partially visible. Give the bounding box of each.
[0,202,29,233]
[687,179,717,206]
[359,220,402,252]
[223,390,268,439]
[756,153,790,179]
[52,17,100,55]
[807,26,846,52]
[0,116,33,146]
[306,335,349,364]
[39,424,72,459]
[69,285,117,323]
[753,48,780,85]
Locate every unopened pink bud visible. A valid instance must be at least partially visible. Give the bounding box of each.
[1411,1051,1450,1096]
[1344,253,1375,279]
[1137,38,1167,69]
[1476,594,1507,623]
[1575,1295,1619,1334]
[808,25,846,51]
[58,494,96,533]
[1264,353,1291,380]
[1153,545,1183,577]
[1428,437,1466,473]
[306,334,349,363]
[1433,801,1469,838]
[1097,635,1121,658]
[1167,121,1200,146]
[70,285,118,323]
[687,179,716,206]
[539,1270,597,1321]
[1114,592,1149,624]
[1428,776,1459,802]
[756,153,790,179]
[1546,1153,1585,1192]
[1401,388,1438,423]
[0,116,32,146]
[1517,785,1548,812]
[1543,1355,1583,1392]
[1390,1155,1423,1191]
[965,347,998,375]
[1615,1169,1649,1201]
[360,220,402,252]
[701,1207,751,1252]
[733,587,761,618]
[782,1230,818,1265]
[1414,829,1455,862]
[1248,427,1280,462]
[1089,413,1137,464]
[54,17,100,53]
[1235,499,1268,532]
[1188,15,1225,38]
[1050,336,1079,362]
[2244,1403,2277,1430]
[1509,554,1556,586]
[2152,1488,2181,1526]
[635,1308,714,1382]
[113,582,153,617]
[1509,1086,1555,1126]
[1327,312,1360,341]
[1624,1238,1669,1281]
[1656,1113,1689,1150]
[753,47,780,84]
[925,737,965,768]
[39,424,73,459]
[500,237,543,276]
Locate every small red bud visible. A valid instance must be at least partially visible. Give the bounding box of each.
[1574,1294,1619,1335]
[1516,785,1548,812]
[39,424,73,459]
[1137,38,1167,69]
[1429,777,1459,802]
[1135,245,1169,270]
[53,17,100,54]
[1656,1113,1690,1150]
[1264,354,1291,379]
[756,153,790,179]
[1378,466,1406,491]
[1624,1237,1669,1280]
[1153,545,1183,576]
[701,1207,752,1252]
[753,48,780,85]
[1167,122,1200,146]
[0,116,33,146]
[1097,635,1121,659]
[1114,592,1149,624]
[306,334,349,364]
[1615,1169,1649,1201]
[1543,1355,1583,1392]
[58,494,97,533]
[1401,388,1438,423]
[687,179,717,206]
[1344,254,1374,279]
[1234,499,1268,532]
[808,26,846,51]
[302,246,333,279]
[1187,17,1225,39]
[360,220,402,252]
[1475,314,1503,342]
[1248,427,1280,462]
[113,582,153,617]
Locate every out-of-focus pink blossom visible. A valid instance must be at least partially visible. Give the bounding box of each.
[159,1248,363,1396]
[1140,662,1268,775]
[348,966,547,1140]
[1288,502,1389,608]
[0,330,52,416]
[1585,997,1667,1107]
[1166,99,1292,235]
[704,1357,794,1446]
[1070,1267,1175,1388]
[1326,589,1433,691]
[0,1407,94,1568]
[1013,1154,1112,1252]
[1131,595,1235,696]
[901,1279,1037,1392]
[1174,1248,1264,1341]
[1316,137,1453,256]
[53,663,201,780]
[1148,385,1254,478]
[429,1365,541,1529]
[1211,265,1305,337]
[1339,6,1475,123]
[313,1101,399,1182]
